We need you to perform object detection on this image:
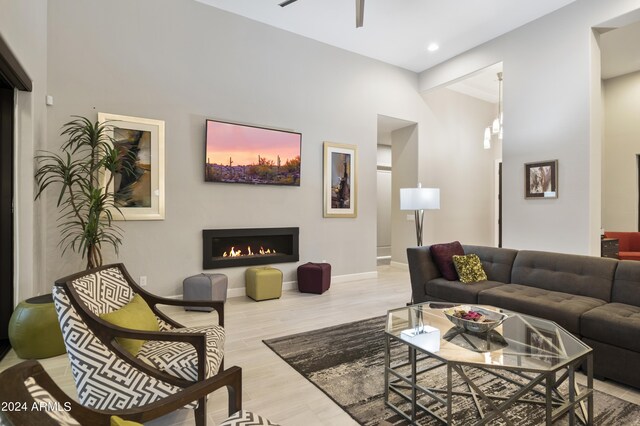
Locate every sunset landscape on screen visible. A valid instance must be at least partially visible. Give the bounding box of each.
[205,120,301,186]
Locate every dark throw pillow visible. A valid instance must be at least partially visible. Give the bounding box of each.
[430,241,464,281]
[452,254,488,284]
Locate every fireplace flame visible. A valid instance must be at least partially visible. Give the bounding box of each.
[222,246,276,258]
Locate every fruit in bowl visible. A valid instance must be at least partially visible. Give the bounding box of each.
[451,309,492,323]
[444,305,508,333]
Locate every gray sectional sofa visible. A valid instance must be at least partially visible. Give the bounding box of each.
[407,244,640,389]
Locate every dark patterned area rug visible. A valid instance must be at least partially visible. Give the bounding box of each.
[263,316,640,425]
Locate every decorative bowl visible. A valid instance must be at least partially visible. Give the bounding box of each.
[443,305,508,334]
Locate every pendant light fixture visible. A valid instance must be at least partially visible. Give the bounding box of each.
[484,72,503,149]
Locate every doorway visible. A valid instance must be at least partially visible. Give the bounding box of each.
[377,115,418,266]
[498,161,503,247]
[0,83,14,360]
[376,162,392,265]
[637,154,640,232]
[0,33,31,360]
[428,63,503,247]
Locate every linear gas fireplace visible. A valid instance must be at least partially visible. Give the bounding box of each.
[203,227,299,269]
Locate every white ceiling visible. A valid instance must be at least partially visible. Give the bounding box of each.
[447,63,503,103]
[195,0,578,73]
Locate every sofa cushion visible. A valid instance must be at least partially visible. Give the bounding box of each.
[462,245,518,283]
[426,278,506,304]
[477,283,606,335]
[137,325,224,381]
[452,254,487,283]
[612,260,640,306]
[430,241,464,280]
[581,303,640,352]
[510,250,616,302]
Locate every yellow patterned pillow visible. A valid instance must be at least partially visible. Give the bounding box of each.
[452,254,488,284]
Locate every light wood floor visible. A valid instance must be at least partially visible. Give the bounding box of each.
[2,266,640,425]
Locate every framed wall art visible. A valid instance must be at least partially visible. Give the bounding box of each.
[525,160,558,199]
[323,142,357,218]
[98,113,165,220]
[205,119,301,186]
[526,326,561,365]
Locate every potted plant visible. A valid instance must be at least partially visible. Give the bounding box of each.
[35,116,132,269]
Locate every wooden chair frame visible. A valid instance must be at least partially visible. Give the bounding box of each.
[0,360,241,425]
[53,263,237,425]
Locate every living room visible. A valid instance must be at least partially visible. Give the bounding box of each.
[2,0,640,424]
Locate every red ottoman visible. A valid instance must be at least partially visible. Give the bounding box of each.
[297,262,331,294]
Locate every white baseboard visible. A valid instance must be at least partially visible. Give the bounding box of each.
[331,271,378,283]
[168,271,379,300]
[390,261,409,270]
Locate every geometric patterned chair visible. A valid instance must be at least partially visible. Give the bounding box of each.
[0,360,277,426]
[52,263,237,425]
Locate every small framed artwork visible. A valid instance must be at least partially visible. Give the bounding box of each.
[98,113,165,220]
[526,326,560,364]
[323,142,357,218]
[525,160,558,199]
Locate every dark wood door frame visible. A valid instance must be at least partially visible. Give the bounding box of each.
[0,33,32,359]
[0,34,32,91]
[637,155,640,232]
[0,86,14,348]
[498,162,502,248]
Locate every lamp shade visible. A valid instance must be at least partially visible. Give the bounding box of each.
[400,187,440,210]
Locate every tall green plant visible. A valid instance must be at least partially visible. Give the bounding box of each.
[35,116,132,269]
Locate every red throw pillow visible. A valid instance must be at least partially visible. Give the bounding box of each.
[430,241,464,281]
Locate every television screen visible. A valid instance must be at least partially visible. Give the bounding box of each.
[205,119,301,186]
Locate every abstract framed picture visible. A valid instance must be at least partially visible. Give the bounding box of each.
[323,142,357,218]
[526,326,560,365]
[524,160,558,199]
[98,113,165,220]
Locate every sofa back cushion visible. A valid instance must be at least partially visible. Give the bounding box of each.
[511,250,616,301]
[611,260,640,306]
[462,245,518,283]
[407,247,442,303]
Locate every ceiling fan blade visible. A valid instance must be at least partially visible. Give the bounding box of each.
[279,0,298,7]
[355,0,365,28]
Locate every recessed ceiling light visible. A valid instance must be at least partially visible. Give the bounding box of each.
[427,43,439,52]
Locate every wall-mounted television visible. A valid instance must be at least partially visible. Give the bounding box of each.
[205,119,301,186]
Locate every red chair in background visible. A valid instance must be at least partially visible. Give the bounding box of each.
[605,232,640,260]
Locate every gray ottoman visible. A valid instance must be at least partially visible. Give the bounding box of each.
[183,273,228,312]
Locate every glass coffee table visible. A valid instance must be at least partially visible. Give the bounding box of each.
[385,302,593,425]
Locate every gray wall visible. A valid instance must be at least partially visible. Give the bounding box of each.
[603,71,640,231]
[421,88,499,246]
[0,0,48,300]
[44,0,426,295]
[418,0,640,255]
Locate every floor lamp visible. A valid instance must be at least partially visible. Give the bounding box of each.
[400,184,440,246]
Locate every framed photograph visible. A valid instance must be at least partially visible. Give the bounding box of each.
[323,142,357,218]
[526,326,560,364]
[98,113,165,220]
[525,160,558,199]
